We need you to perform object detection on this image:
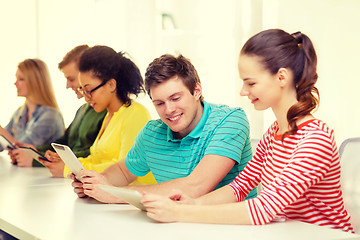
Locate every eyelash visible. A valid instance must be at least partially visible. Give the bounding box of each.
[156,97,180,106]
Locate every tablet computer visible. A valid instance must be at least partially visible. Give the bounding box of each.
[0,134,16,150]
[19,146,51,162]
[98,184,145,211]
[51,143,84,179]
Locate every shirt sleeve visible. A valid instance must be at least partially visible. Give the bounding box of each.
[0,111,17,152]
[228,133,267,201]
[124,123,151,177]
[17,109,64,147]
[204,108,250,164]
[231,131,335,225]
[4,107,20,136]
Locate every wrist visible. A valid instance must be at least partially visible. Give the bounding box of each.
[194,197,202,206]
[173,202,185,222]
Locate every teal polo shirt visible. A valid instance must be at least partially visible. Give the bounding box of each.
[125,101,257,199]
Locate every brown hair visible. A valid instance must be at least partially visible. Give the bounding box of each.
[58,44,89,70]
[241,29,319,138]
[144,54,204,101]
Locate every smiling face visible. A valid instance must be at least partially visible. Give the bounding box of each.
[150,76,203,139]
[79,71,112,113]
[61,61,82,99]
[238,54,282,111]
[14,68,28,97]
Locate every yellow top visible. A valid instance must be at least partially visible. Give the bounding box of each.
[63,101,156,185]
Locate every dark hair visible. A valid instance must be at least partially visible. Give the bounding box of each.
[144,54,204,101]
[79,45,144,106]
[241,29,319,138]
[58,44,89,70]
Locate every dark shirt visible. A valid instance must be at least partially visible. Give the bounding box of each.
[34,103,106,167]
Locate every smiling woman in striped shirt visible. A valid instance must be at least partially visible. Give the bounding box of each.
[142,29,354,233]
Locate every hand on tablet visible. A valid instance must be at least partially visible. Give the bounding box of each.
[141,193,179,223]
[69,173,87,198]
[70,170,127,203]
[40,150,65,177]
[7,149,17,165]
[8,148,33,167]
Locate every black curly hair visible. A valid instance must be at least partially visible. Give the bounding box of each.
[79,45,144,106]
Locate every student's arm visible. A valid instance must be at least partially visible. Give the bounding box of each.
[126,154,235,198]
[0,126,16,145]
[142,185,251,224]
[0,107,21,152]
[73,160,137,203]
[78,153,234,203]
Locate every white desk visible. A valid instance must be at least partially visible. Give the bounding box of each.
[0,153,359,240]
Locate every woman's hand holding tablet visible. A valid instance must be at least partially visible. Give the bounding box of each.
[51,143,84,180]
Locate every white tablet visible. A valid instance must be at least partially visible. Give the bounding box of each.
[98,184,146,211]
[0,134,16,150]
[51,143,84,179]
[19,146,51,162]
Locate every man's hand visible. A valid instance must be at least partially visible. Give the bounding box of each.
[71,169,127,204]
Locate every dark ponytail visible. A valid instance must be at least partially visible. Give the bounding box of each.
[241,29,319,138]
[287,32,319,137]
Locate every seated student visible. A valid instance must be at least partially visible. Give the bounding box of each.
[38,45,156,185]
[0,58,64,167]
[70,54,257,202]
[11,45,107,169]
[141,29,355,233]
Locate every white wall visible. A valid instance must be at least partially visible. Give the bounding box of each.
[262,0,360,145]
[0,0,38,124]
[0,0,359,146]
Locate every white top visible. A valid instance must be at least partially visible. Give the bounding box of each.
[0,153,359,240]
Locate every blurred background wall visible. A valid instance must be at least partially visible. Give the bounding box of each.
[0,0,359,146]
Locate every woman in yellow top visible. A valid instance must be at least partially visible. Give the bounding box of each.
[40,45,155,185]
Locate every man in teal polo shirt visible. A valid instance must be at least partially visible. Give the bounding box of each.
[71,54,256,202]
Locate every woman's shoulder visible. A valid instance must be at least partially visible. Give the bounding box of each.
[128,101,148,111]
[124,101,150,117]
[114,101,151,126]
[36,105,59,112]
[298,119,334,137]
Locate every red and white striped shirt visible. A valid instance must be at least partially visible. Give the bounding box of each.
[229,119,354,233]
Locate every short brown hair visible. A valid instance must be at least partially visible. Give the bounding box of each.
[58,44,89,70]
[144,54,203,101]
